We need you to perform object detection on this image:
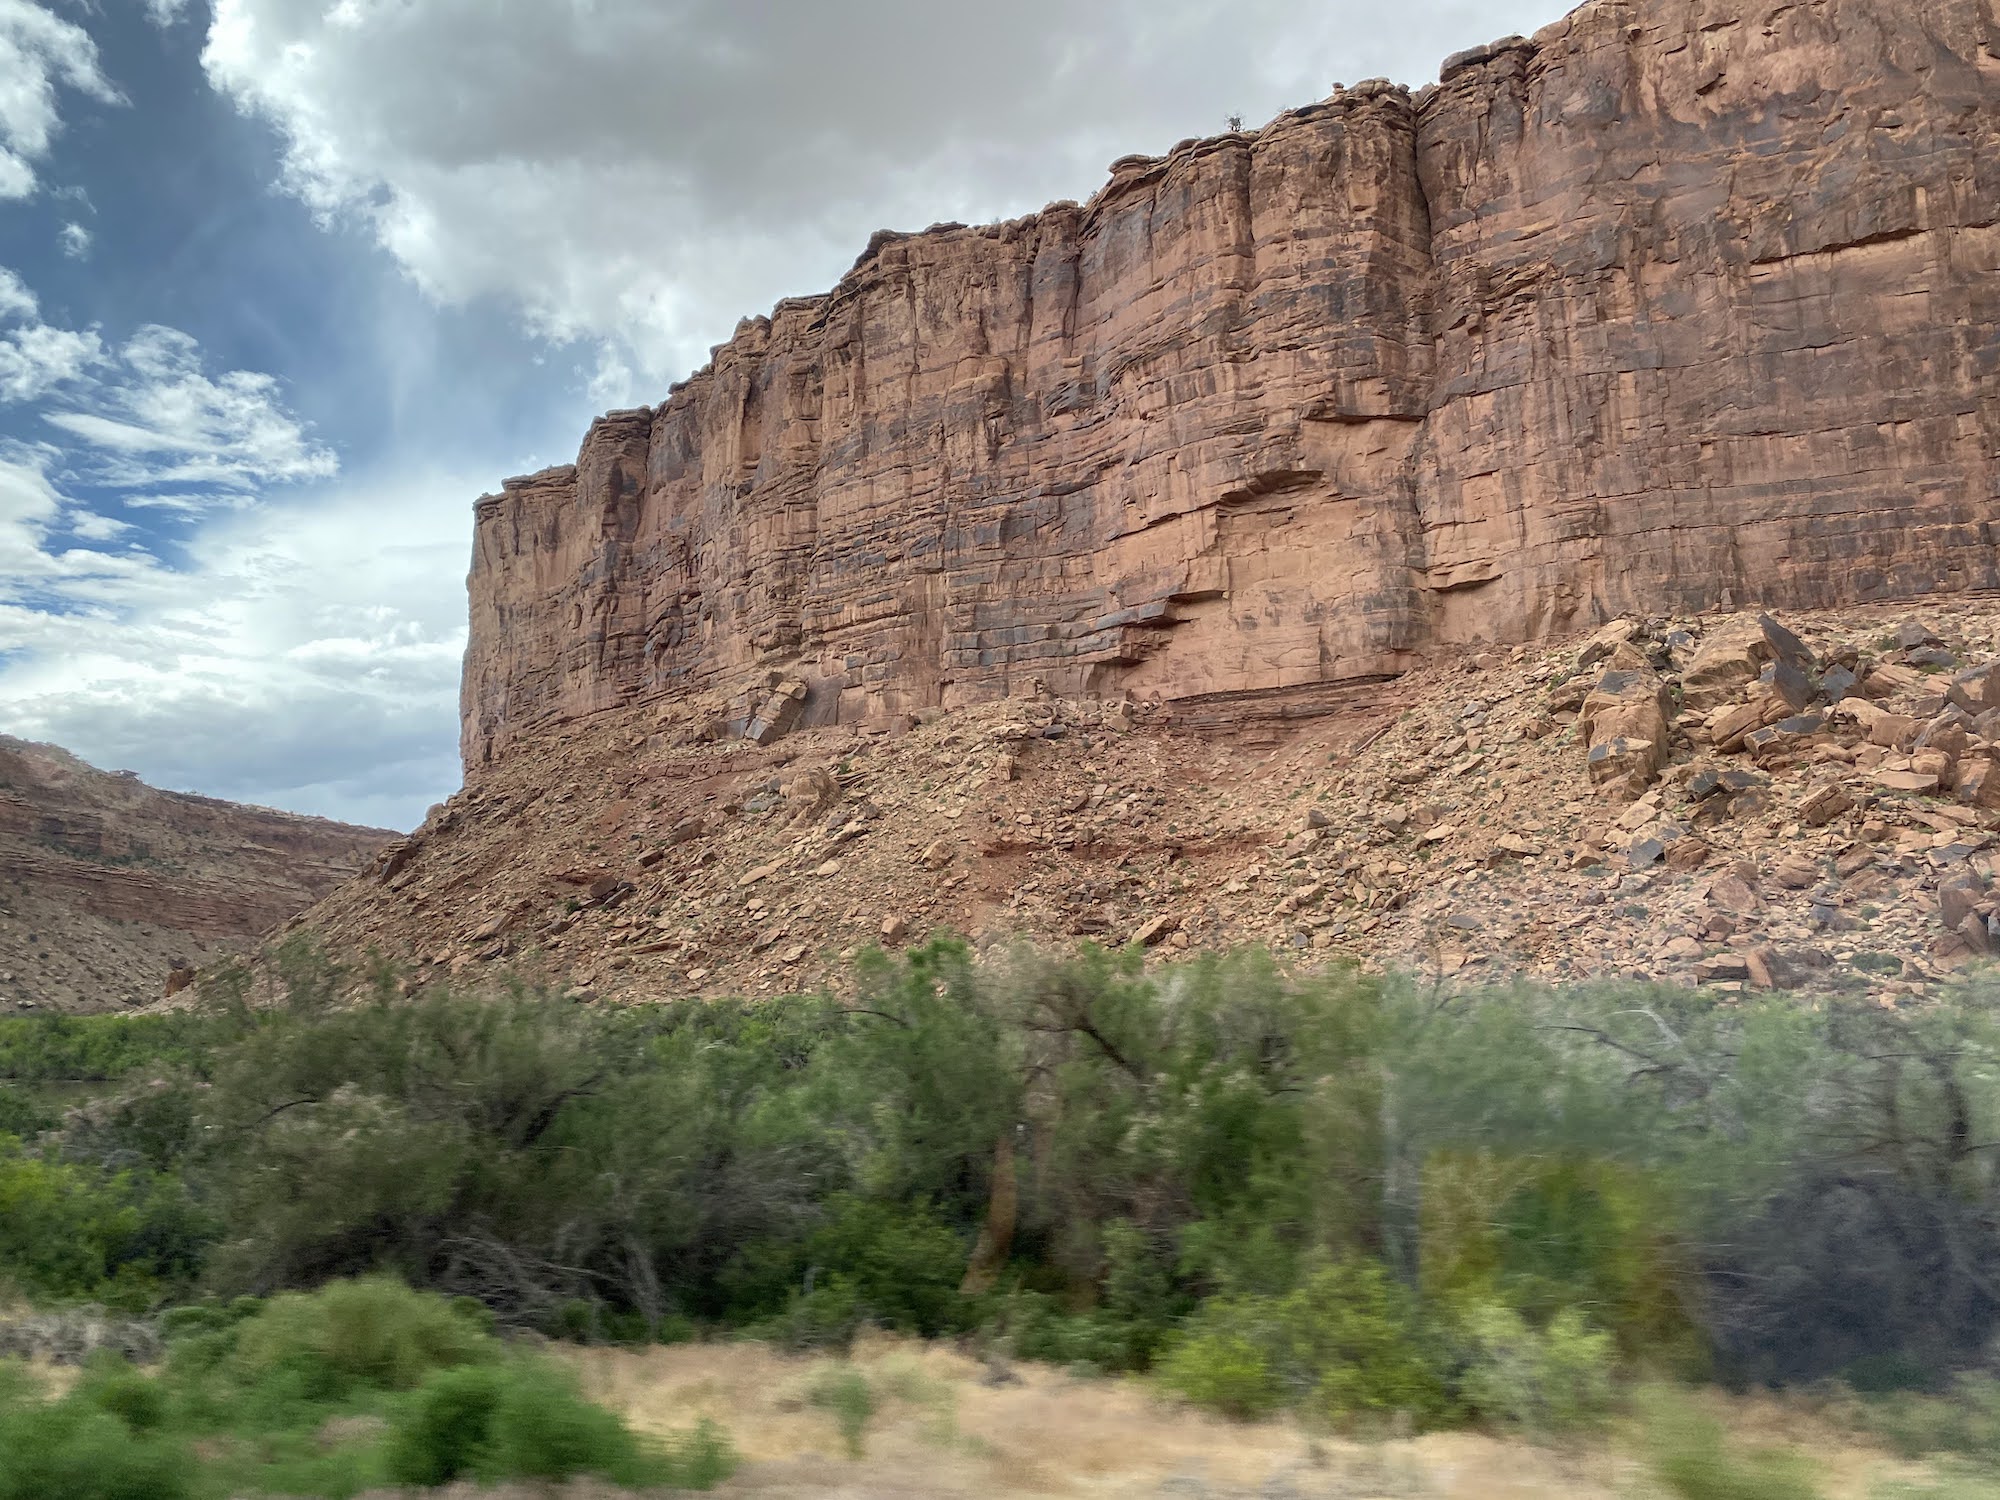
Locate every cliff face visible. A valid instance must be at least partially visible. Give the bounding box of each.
[0,737,394,1012]
[462,0,2000,767]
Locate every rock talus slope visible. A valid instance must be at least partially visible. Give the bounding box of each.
[461,0,2000,766]
[309,598,2000,1005]
[0,737,394,1012]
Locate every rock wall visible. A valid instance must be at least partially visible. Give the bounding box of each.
[461,0,2000,767]
[0,737,394,1011]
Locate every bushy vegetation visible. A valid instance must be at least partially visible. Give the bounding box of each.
[6,935,2000,1462]
[0,1276,733,1497]
[1640,1387,1823,1500]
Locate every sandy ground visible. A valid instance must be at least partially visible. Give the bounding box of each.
[566,1334,1945,1499]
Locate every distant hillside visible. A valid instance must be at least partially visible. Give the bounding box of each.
[0,737,394,1013]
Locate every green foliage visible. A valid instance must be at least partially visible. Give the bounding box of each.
[1853,1376,2000,1470]
[1154,1327,1284,1420]
[11,937,2000,1438]
[0,1136,209,1308]
[0,1394,192,1500]
[73,1357,169,1434]
[0,1083,55,1139]
[476,1359,666,1484]
[807,1367,876,1458]
[228,1275,494,1399]
[0,1276,733,1498]
[1641,1388,1822,1500]
[0,1013,214,1087]
[1158,1260,1448,1427]
[1457,1303,1616,1435]
[805,1195,969,1336]
[383,1364,505,1484]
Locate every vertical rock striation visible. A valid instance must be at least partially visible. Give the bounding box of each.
[462,0,2000,767]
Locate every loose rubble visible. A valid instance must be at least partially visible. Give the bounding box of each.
[303,599,2000,1007]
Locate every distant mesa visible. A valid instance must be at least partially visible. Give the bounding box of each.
[0,736,394,1014]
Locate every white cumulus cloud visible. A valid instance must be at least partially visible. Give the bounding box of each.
[0,0,121,200]
[43,324,337,490]
[0,456,473,829]
[0,265,103,401]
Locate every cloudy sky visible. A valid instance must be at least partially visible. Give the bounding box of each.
[0,0,1570,831]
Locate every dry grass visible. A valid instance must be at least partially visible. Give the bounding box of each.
[561,1334,1940,1499]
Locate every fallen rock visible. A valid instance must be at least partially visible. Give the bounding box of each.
[1708,874,1763,916]
[1682,614,1814,713]
[1957,761,2000,811]
[1796,784,1854,828]
[1576,619,1642,670]
[1949,663,2000,716]
[1877,769,1942,795]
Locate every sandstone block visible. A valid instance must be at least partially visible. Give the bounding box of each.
[1587,738,1659,794]
[1877,769,1942,795]
[1957,761,2000,811]
[1796,784,1853,828]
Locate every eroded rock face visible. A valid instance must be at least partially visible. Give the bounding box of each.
[462,0,2000,768]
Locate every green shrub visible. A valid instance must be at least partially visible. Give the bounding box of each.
[229,1276,494,1399]
[1458,1303,1616,1434]
[1641,1387,1821,1500]
[383,1364,504,1485]
[0,1138,208,1307]
[0,1395,192,1500]
[1855,1376,2000,1469]
[807,1196,969,1337]
[0,1084,54,1139]
[998,1291,1159,1375]
[1157,1260,1448,1427]
[480,1359,664,1484]
[1155,1328,1283,1421]
[389,1358,719,1490]
[73,1358,168,1434]
[757,1274,866,1353]
[807,1367,875,1458]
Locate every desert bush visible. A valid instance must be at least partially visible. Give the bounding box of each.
[12,937,2000,1419]
[2,1276,733,1498]
[478,1358,672,1484]
[1456,1302,1616,1435]
[1154,1326,1284,1420]
[1853,1375,2000,1470]
[807,1366,875,1458]
[227,1275,494,1399]
[383,1363,505,1484]
[0,1138,208,1308]
[1640,1387,1822,1500]
[1158,1259,1448,1427]
[0,1393,192,1500]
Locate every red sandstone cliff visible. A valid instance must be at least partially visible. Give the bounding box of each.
[461,0,2000,768]
[0,737,394,1012]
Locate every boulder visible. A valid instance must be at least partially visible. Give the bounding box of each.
[1956,760,2000,811]
[1579,668,1673,793]
[1948,662,2000,716]
[1681,614,1815,713]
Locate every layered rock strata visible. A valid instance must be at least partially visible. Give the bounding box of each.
[463,0,2000,768]
[0,738,394,1012]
